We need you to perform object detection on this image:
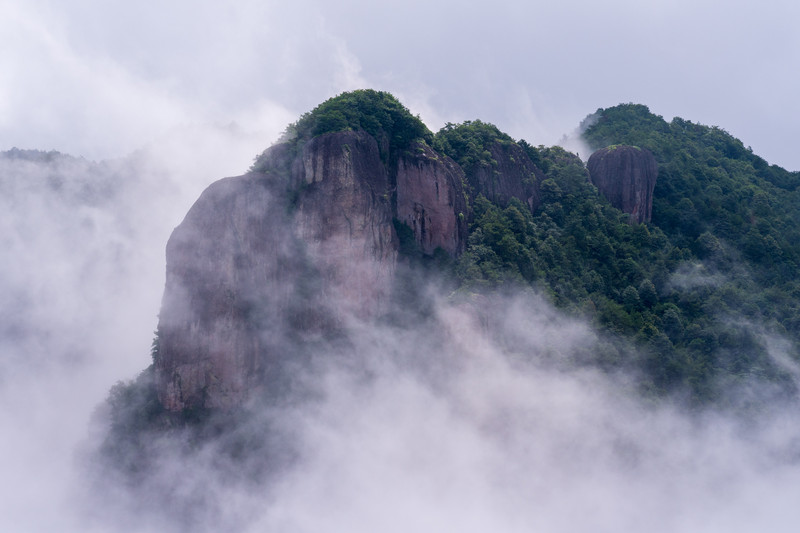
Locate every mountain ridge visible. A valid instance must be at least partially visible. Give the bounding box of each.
[97,91,800,448]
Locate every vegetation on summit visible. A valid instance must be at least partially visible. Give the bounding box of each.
[433,120,515,173]
[289,89,431,153]
[445,104,800,404]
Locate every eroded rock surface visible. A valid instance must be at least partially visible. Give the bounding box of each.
[466,140,542,212]
[587,145,658,223]
[396,141,468,256]
[291,131,398,319]
[156,174,303,411]
[155,130,468,411]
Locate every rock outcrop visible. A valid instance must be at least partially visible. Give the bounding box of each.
[465,140,543,212]
[291,130,398,319]
[587,145,658,223]
[155,130,467,411]
[156,174,303,411]
[396,141,468,256]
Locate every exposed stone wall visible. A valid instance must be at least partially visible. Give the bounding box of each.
[396,141,468,256]
[291,130,398,319]
[466,141,542,212]
[156,174,299,410]
[587,145,658,223]
[154,131,470,411]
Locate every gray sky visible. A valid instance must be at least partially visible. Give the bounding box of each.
[2,0,799,170]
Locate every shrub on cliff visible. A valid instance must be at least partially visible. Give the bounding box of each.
[433,120,514,172]
[288,89,432,155]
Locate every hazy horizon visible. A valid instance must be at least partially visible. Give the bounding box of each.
[2,0,799,171]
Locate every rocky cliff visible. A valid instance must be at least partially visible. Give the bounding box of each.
[465,140,542,212]
[152,89,596,413]
[396,140,468,256]
[291,130,398,319]
[155,129,467,411]
[586,145,658,223]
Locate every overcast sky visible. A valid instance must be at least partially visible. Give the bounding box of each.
[2,0,799,170]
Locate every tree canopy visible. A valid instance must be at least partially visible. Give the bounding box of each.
[451,108,800,405]
[289,89,432,155]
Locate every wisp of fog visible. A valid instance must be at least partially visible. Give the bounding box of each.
[3,132,800,533]
[88,289,800,533]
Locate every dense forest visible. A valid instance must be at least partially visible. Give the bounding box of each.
[441,104,800,405]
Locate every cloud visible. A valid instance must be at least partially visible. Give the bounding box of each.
[0,1,356,160]
[4,0,800,168]
[3,130,800,532]
[0,1,189,158]
[667,262,727,291]
[77,285,800,532]
[0,121,275,532]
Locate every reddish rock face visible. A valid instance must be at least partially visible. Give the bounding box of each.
[396,141,468,256]
[587,146,658,223]
[156,174,302,411]
[154,130,468,411]
[291,131,398,319]
[466,141,542,212]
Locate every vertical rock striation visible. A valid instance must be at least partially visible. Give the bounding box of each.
[466,140,543,212]
[155,130,468,411]
[396,140,468,256]
[587,145,658,223]
[291,130,398,319]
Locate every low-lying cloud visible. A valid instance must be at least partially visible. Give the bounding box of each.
[0,124,273,532]
[83,288,800,532]
[2,139,800,532]
[3,124,800,533]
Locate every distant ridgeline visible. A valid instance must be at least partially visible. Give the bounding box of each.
[106,90,800,442]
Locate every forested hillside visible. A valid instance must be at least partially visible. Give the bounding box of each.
[101,91,800,440]
[445,105,800,404]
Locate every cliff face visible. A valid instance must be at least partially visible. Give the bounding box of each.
[396,141,468,256]
[155,130,467,411]
[466,141,542,212]
[156,174,302,411]
[291,130,398,319]
[587,146,658,223]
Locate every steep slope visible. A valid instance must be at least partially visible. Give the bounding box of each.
[122,94,800,417]
[434,120,543,212]
[579,104,800,398]
[291,130,398,318]
[155,91,468,411]
[156,173,306,411]
[587,145,658,223]
[396,140,468,255]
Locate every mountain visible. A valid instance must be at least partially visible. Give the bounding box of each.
[156,120,467,411]
[101,91,800,463]
[581,104,800,392]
